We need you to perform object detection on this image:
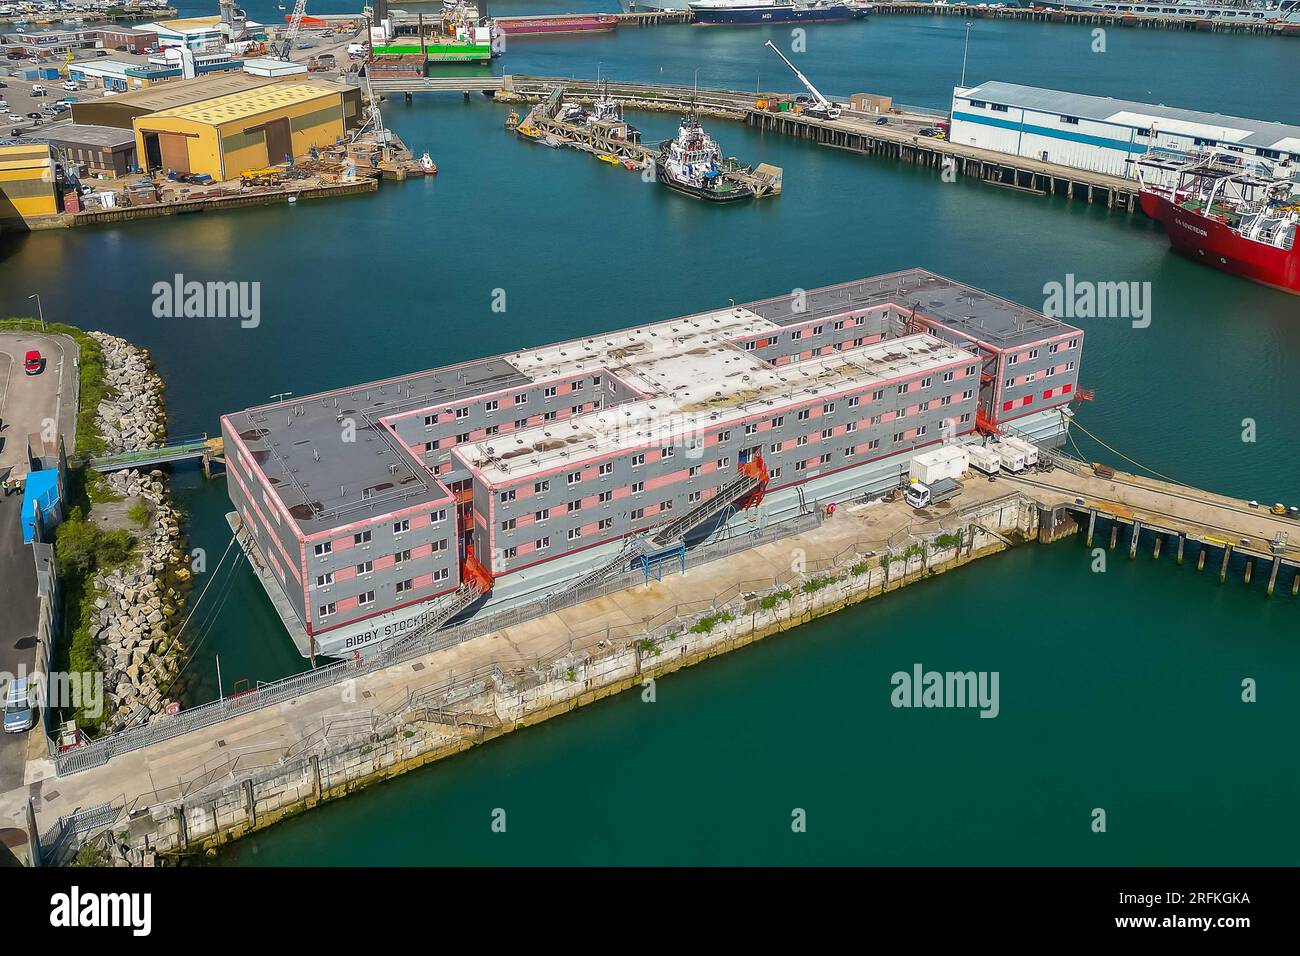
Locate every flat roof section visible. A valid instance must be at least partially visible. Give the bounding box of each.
[743,268,1077,351]
[959,81,1300,153]
[86,72,276,113]
[223,356,531,534]
[463,332,974,487]
[147,83,341,127]
[36,124,137,150]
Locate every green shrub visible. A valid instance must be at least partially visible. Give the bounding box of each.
[128,500,151,526]
[759,588,792,610]
[935,531,964,550]
[689,611,734,634]
[850,560,872,576]
[801,575,836,594]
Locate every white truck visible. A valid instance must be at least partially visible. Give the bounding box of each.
[966,444,1001,475]
[904,476,961,509]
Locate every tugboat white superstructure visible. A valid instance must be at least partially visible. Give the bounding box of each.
[654,111,755,203]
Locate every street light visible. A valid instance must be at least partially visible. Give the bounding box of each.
[27,293,45,332]
[960,21,973,89]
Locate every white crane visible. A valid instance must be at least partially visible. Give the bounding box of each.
[763,40,840,121]
[278,0,309,61]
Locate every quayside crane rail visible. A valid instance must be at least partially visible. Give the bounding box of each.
[763,40,841,120]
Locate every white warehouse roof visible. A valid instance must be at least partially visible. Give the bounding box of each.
[957,81,1300,153]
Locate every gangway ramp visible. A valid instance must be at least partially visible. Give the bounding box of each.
[87,435,224,473]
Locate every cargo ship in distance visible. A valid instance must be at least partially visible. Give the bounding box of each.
[1136,149,1300,295]
[688,0,872,25]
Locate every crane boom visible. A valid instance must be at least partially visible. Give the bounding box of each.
[279,0,309,60]
[763,40,840,119]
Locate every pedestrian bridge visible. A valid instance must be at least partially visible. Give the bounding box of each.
[87,435,224,473]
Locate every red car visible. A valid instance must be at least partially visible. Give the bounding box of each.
[24,350,42,375]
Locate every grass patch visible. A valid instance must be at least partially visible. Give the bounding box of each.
[759,589,792,610]
[128,499,151,527]
[850,560,872,576]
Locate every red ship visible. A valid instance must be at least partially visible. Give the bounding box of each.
[494,14,619,35]
[1135,149,1300,296]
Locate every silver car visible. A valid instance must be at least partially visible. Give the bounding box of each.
[3,677,34,733]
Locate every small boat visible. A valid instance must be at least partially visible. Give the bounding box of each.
[286,195,298,204]
[598,154,620,165]
[540,135,564,149]
[420,152,437,174]
[622,159,640,171]
[504,110,521,130]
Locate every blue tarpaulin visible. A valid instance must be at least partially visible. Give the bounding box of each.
[21,470,60,544]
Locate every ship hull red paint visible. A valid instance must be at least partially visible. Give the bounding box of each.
[495,16,618,35]
[1141,191,1300,296]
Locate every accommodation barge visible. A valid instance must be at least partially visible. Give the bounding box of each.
[221,269,1085,660]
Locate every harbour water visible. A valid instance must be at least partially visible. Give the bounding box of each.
[2,12,1298,863]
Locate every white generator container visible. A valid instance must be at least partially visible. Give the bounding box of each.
[909,446,969,485]
[996,443,1026,473]
[1000,435,1039,467]
[966,444,1001,475]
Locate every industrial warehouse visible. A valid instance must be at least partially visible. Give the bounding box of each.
[131,81,349,179]
[950,81,1300,179]
[221,269,1086,659]
[0,142,58,226]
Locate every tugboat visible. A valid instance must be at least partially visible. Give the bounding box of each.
[654,111,754,203]
[587,83,641,143]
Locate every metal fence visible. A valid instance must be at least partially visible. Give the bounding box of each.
[38,802,120,867]
[51,508,826,776]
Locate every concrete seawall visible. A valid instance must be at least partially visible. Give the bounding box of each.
[56,493,1039,862]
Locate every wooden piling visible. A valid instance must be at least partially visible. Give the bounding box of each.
[1219,545,1232,584]
[1153,534,1162,560]
[1176,532,1185,565]
[1244,559,1253,585]
[1128,520,1141,559]
[1266,557,1280,596]
[1196,547,1206,571]
[1086,508,1096,547]
[1109,524,1118,550]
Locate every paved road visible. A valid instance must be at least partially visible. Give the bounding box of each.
[0,493,38,795]
[0,331,78,479]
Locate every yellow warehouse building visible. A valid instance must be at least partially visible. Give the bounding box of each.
[0,144,60,226]
[133,83,347,181]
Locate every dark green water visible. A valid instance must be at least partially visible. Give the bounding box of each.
[1,14,1297,864]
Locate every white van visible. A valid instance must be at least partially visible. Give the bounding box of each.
[30,84,46,96]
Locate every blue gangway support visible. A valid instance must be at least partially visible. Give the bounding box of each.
[638,541,687,586]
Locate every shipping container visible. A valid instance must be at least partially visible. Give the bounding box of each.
[909,446,969,485]
[966,444,1001,475]
[999,436,1039,467]
[995,443,1026,473]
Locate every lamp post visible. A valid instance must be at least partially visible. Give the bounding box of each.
[960,21,973,89]
[27,293,46,332]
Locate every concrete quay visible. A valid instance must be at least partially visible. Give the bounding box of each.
[9,477,1037,861]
